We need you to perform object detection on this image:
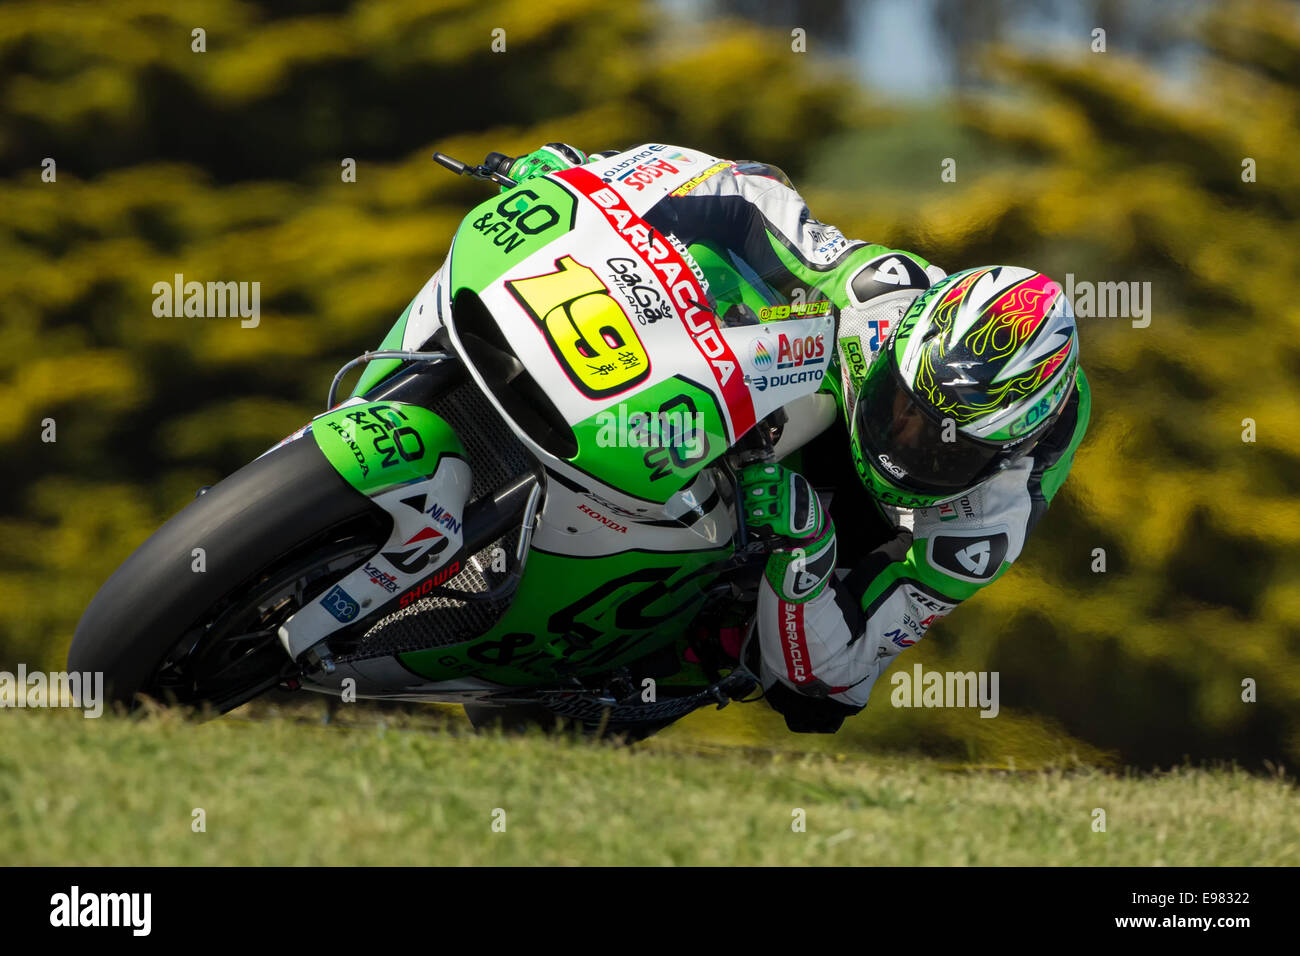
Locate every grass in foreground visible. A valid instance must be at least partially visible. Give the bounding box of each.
[1,708,1294,866]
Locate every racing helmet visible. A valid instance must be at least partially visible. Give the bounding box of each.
[850,266,1080,508]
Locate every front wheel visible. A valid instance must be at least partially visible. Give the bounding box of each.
[68,437,388,714]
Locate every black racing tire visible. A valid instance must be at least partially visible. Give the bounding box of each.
[68,436,388,714]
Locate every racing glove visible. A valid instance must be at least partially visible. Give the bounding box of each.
[738,462,837,604]
[499,143,589,189]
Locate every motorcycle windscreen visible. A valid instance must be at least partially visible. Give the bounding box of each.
[681,240,835,329]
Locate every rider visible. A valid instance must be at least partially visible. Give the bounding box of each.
[500,144,1090,732]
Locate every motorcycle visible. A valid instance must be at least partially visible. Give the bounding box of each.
[69,143,841,740]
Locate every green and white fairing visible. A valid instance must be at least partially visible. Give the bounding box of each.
[279,145,836,701]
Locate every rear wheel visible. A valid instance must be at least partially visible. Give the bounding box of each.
[69,437,387,714]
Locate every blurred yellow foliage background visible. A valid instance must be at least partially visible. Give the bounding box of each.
[1,0,1296,767]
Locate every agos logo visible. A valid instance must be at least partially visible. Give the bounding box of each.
[775,333,826,370]
[606,148,694,191]
[614,158,684,191]
[751,339,773,369]
[600,145,670,180]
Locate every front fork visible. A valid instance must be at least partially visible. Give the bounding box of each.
[273,358,542,670]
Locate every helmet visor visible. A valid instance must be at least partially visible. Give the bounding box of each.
[853,353,1017,494]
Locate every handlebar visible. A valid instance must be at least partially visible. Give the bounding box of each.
[431,150,517,189]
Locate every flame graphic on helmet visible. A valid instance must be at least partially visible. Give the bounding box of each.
[964,275,1060,358]
[916,272,1073,424]
[928,268,988,337]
